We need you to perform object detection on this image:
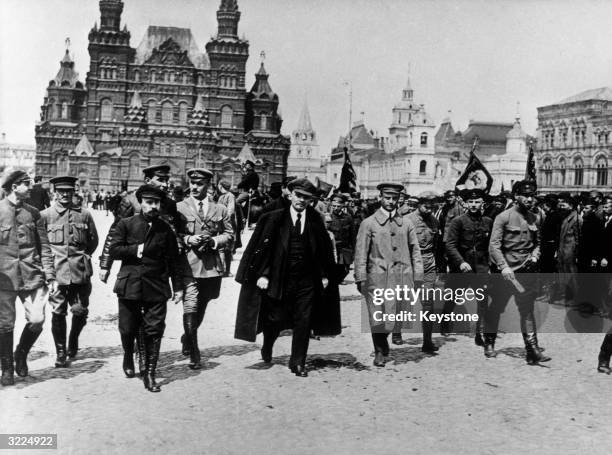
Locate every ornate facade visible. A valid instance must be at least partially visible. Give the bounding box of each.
[35,0,289,191]
[536,87,612,192]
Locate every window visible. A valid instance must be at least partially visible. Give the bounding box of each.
[57,155,68,174]
[419,160,427,175]
[60,101,67,119]
[111,68,117,79]
[558,158,566,186]
[574,158,583,186]
[101,131,111,142]
[101,99,113,121]
[550,131,555,147]
[420,132,428,146]
[151,71,156,83]
[307,148,311,156]
[543,159,552,186]
[134,70,140,82]
[221,106,232,127]
[260,114,267,130]
[129,154,140,178]
[596,158,608,186]
[162,101,173,123]
[99,165,111,186]
[179,103,189,125]
[147,100,157,123]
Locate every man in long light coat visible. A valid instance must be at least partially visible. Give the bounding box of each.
[354,183,423,367]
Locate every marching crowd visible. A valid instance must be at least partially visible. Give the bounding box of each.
[1,163,612,394]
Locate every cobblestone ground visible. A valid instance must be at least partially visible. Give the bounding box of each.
[2,210,612,455]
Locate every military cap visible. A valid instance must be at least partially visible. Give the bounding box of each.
[376,182,404,195]
[244,160,255,167]
[282,175,297,187]
[142,164,170,179]
[416,193,437,204]
[512,180,537,196]
[557,192,577,206]
[186,168,213,182]
[330,193,347,203]
[1,170,31,192]
[444,189,456,198]
[460,188,486,201]
[287,177,317,198]
[135,184,166,202]
[582,195,598,207]
[270,181,283,190]
[589,190,604,199]
[50,175,77,190]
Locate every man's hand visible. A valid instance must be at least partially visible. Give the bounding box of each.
[187,235,203,247]
[459,262,472,273]
[172,290,184,305]
[501,267,515,281]
[256,276,269,290]
[47,279,58,294]
[137,243,144,258]
[322,278,329,289]
[99,269,110,283]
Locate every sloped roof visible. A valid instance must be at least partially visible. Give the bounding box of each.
[135,26,209,69]
[461,121,513,144]
[237,143,256,163]
[435,121,455,143]
[53,50,80,88]
[296,99,313,132]
[74,135,94,156]
[249,63,278,101]
[556,87,612,104]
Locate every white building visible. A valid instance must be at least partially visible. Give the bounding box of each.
[0,133,36,174]
[287,99,326,181]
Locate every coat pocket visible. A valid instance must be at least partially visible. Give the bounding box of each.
[113,275,128,296]
[70,223,88,245]
[0,225,11,245]
[47,224,64,245]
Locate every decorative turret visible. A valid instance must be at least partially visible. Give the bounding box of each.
[217,0,240,38]
[99,0,123,31]
[125,91,146,125]
[188,94,211,129]
[246,62,282,133]
[88,0,130,47]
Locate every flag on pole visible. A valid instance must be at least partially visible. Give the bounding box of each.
[338,147,357,194]
[455,137,493,193]
[525,141,537,182]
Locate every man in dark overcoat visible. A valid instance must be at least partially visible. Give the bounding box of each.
[234,178,338,377]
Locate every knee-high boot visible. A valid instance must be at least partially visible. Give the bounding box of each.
[184,313,201,370]
[51,314,68,368]
[261,326,279,363]
[137,323,146,377]
[14,324,42,377]
[120,333,136,378]
[67,315,87,359]
[143,335,162,393]
[421,320,439,353]
[0,332,15,386]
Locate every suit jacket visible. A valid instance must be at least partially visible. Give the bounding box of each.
[109,214,182,301]
[234,206,338,341]
[40,203,99,285]
[177,197,233,278]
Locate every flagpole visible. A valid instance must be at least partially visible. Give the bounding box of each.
[343,81,353,152]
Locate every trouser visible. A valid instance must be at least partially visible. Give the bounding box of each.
[372,333,390,356]
[182,276,222,326]
[486,272,539,335]
[49,283,91,316]
[442,272,488,332]
[0,286,48,334]
[118,299,167,338]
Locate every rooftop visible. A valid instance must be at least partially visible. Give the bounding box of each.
[135,26,209,69]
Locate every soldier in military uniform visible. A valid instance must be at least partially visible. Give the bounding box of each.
[40,176,98,367]
[0,171,56,386]
[444,188,492,351]
[109,185,183,392]
[328,193,355,281]
[177,169,233,369]
[487,180,551,364]
[406,195,440,351]
[354,183,423,366]
[436,189,464,274]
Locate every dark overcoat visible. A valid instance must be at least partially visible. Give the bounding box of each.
[234,206,340,342]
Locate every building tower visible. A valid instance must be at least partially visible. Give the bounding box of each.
[288,97,323,179]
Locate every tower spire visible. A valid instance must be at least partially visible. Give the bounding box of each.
[216,0,240,38]
[99,0,123,31]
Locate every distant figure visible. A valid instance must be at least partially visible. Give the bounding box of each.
[25,175,50,211]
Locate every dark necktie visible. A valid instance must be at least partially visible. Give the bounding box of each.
[198,200,205,219]
[295,213,302,235]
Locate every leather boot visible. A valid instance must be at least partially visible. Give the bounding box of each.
[474,316,484,347]
[523,332,551,365]
[143,336,162,392]
[0,332,15,386]
[137,324,146,377]
[67,315,87,359]
[261,327,278,363]
[51,314,68,368]
[14,324,42,377]
[598,334,612,374]
[120,333,136,378]
[181,314,191,357]
[391,333,404,345]
[185,313,201,370]
[483,333,497,358]
[421,321,439,353]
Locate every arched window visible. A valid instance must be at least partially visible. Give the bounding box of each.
[100,99,113,121]
[558,158,566,186]
[260,114,267,130]
[178,103,189,125]
[129,154,141,178]
[134,70,140,82]
[147,100,157,123]
[61,102,68,119]
[420,132,427,146]
[162,101,174,123]
[596,157,608,186]
[57,155,69,174]
[150,71,156,83]
[221,105,232,127]
[574,157,583,186]
[48,98,56,119]
[111,68,117,79]
[182,73,188,84]
[543,159,552,186]
[419,160,427,175]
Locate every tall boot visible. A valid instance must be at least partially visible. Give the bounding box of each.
[137,323,146,377]
[0,332,15,386]
[181,315,191,357]
[185,313,201,370]
[598,334,612,374]
[14,324,42,377]
[143,336,162,392]
[523,332,551,365]
[474,302,485,347]
[120,333,136,378]
[51,314,68,368]
[196,300,209,328]
[67,315,87,359]
[421,320,439,353]
[483,333,497,358]
[261,326,279,363]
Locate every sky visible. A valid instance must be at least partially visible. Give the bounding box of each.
[3,0,612,153]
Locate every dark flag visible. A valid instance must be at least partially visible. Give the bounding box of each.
[455,137,493,193]
[525,141,537,182]
[338,147,357,194]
